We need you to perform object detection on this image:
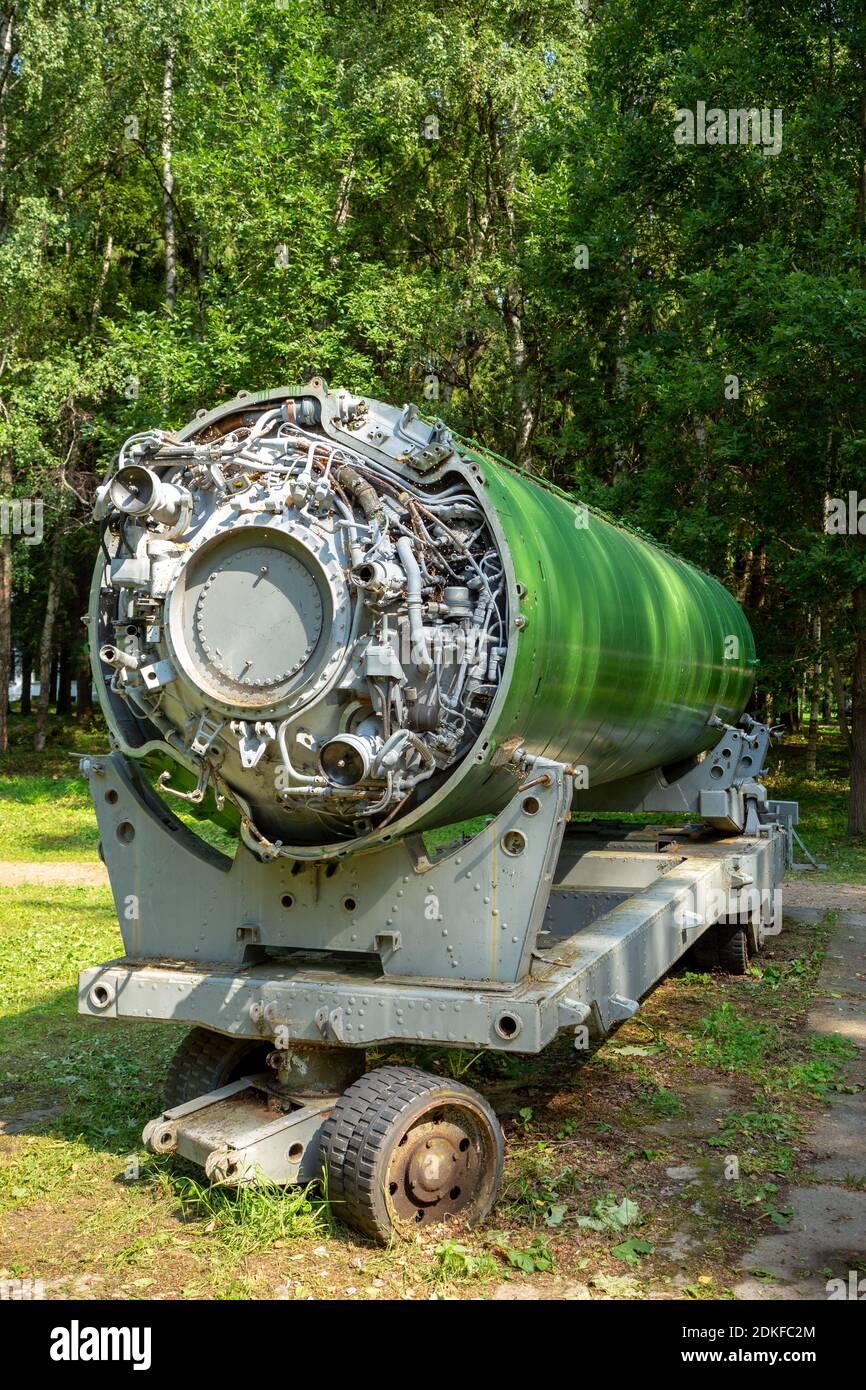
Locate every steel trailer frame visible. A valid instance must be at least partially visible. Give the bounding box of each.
[77,729,794,1192]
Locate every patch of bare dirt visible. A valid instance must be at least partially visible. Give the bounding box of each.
[0,862,107,887]
[784,880,866,912]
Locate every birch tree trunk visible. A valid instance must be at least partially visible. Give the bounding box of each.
[501,287,536,469]
[0,10,13,200]
[20,649,31,716]
[162,46,176,314]
[90,231,114,331]
[806,613,821,777]
[0,13,15,752]
[34,540,64,753]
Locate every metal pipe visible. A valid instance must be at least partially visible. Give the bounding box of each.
[396,536,432,675]
[99,644,139,672]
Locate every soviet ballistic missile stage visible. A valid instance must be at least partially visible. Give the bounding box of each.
[78,381,797,1240]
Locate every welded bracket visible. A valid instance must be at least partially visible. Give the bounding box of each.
[142,1075,330,1185]
[84,749,574,984]
[571,714,777,833]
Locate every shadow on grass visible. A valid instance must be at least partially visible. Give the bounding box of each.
[2,830,100,858]
[0,982,179,1155]
[0,985,368,1250]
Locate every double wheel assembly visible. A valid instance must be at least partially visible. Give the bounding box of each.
[165,1029,504,1242]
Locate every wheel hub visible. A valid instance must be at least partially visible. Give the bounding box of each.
[387,1111,485,1224]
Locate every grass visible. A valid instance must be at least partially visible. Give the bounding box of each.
[707,1107,801,1177]
[698,1002,782,1074]
[168,1174,330,1255]
[0,711,236,860]
[697,996,856,1100]
[764,722,866,883]
[0,884,178,1190]
[0,715,105,860]
[645,1085,683,1118]
[428,1238,500,1284]
[0,772,103,860]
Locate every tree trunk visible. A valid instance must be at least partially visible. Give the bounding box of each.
[162,46,176,313]
[439,344,464,412]
[827,643,852,752]
[746,544,767,612]
[57,642,72,715]
[34,541,63,752]
[849,42,866,831]
[848,584,866,834]
[76,658,92,715]
[780,687,800,734]
[488,112,536,470]
[501,289,536,469]
[20,650,32,716]
[0,11,14,230]
[0,471,10,754]
[733,548,753,606]
[857,45,866,237]
[806,613,821,776]
[89,231,114,331]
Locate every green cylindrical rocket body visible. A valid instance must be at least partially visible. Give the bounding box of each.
[404,444,756,831]
[477,454,754,779]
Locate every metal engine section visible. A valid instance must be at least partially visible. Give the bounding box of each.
[92,385,507,855]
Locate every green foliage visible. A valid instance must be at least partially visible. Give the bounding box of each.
[780,1031,859,1099]
[575,1192,641,1232]
[698,1001,857,1097]
[500,1140,575,1223]
[167,1174,328,1255]
[645,1084,683,1117]
[611,1237,654,1267]
[2,0,866,814]
[698,1002,781,1073]
[706,1105,800,1176]
[733,1180,794,1229]
[489,1232,554,1274]
[429,1239,498,1283]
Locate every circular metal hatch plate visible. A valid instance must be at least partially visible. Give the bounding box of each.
[193,543,324,690]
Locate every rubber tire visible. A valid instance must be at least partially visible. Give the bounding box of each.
[693,923,750,976]
[320,1064,504,1243]
[717,923,750,975]
[164,1026,271,1108]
